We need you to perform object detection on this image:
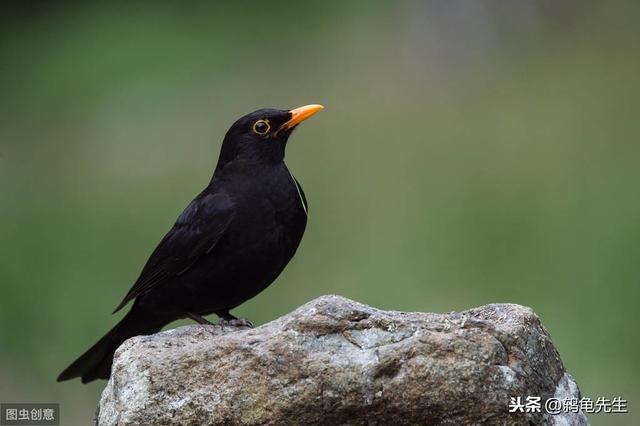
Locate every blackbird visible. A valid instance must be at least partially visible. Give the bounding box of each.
[57,104,323,383]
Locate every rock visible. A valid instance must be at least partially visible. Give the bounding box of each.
[96,295,587,426]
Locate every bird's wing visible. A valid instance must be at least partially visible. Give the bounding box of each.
[112,189,235,313]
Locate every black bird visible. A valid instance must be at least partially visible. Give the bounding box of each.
[58,104,323,383]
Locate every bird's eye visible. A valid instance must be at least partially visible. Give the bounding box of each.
[252,120,270,136]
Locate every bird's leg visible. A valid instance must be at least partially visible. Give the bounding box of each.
[185,312,216,326]
[215,310,254,328]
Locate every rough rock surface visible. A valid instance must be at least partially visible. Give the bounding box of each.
[96,295,587,425]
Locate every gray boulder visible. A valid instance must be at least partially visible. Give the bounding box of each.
[96,295,587,425]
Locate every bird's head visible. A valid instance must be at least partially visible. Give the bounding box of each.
[216,104,323,170]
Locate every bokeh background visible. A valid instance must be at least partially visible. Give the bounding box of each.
[1,1,638,424]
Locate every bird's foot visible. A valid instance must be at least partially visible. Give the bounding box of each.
[218,317,253,328]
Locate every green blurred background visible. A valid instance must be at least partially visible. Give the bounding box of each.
[1,1,638,424]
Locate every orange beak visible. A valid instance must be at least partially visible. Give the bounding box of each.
[280,104,324,130]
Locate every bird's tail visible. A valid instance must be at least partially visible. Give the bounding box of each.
[57,307,173,383]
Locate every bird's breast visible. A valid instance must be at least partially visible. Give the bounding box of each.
[226,167,307,249]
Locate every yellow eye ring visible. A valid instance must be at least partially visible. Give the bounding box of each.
[252,119,270,135]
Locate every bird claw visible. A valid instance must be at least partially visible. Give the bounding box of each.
[219,318,253,328]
